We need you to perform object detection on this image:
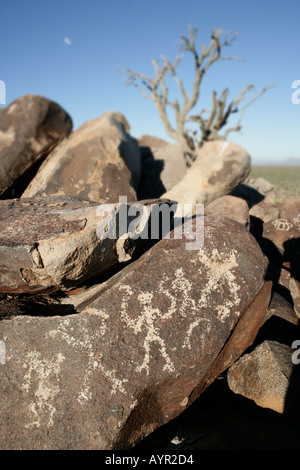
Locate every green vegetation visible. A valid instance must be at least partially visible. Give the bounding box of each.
[250,165,300,202]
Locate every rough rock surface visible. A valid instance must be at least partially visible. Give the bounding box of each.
[138,134,169,151]
[22,111,141,203]
[227,340,297,414]
[138,140,187,199]
[135,376,300,451]
[0,216,270,450]
[249,197,279,223]
[264,292,298,326]
[290,251,300,318]
[277,197,300,219]
[261,216,300,265]
[0,196,170,294]
[205,195,250,227]
[163,141,250,213]
[0,94,72,197]
[246,177,276,201]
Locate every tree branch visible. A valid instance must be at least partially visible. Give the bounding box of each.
[123,24,275,153]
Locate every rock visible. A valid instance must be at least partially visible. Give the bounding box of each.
[290,276,300,318]
[277,198,300,219]
[136,377,300,451]
[22,111,141,203]
[269,293,297,326]
[249,197,279,223]
[0,196,171,294]
[138,141,187,199]
[205,195,250,227]
[227,340,297,414]
[257,292,299,344]
[261,217,300,266]
[162,141,250,214]
[247,177,275,196]
[0,94,72,198]
[290,251,300,318]
[231,183,265,208]
[245,177,276,202]
[0,216,270,450]
[138,134,169,152]
[266,264,293,305]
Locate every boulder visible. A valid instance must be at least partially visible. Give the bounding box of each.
[290,251,300,318]
[227,340,298,414]
[230,183,265,209]
[162,141,250,214]
[205,195,250,227]
[138,141,187,199]
[266,264,293,304]
[0,94,72,197]
[0,196,171,294]
[0,216,270,450]
[249,197,279,223]
[277,198,300,219]
[22,111,141,203]
[138,134,169,152]
[290,277,300,319]
[246,177,275,199]
[261,217,300,266]
[136,377,300,451]
[254,292,299,350]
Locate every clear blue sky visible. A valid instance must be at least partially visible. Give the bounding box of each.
[1,0,299,163]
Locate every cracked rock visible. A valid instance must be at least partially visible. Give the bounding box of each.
[22,111,141,203]
[0,196,172,294]
[0,216,270,449]
[0,94,72,198]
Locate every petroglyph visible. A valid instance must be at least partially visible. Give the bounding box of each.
[272,218,293,231]
[22,350,65,428]
[119,285,176,375]
[119,250,242,366]
[292,215,300,228]
[183,249,241,349]
[47,315,128,403]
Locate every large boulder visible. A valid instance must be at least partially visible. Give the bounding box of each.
[138,138,187,199]
[277,198,300,219]
[0,216,270,450]
[0,94,72,197]
[162,141,250,214]
[290,251,300,318]
[227,340,298,414]
[0,196,170,294]
[205,195,250,227]
[246,177,276,201]
[261,217,300,266]
[249,197,279,224]
[22,111,141,203]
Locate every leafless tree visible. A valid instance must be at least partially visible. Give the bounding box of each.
[124,25,274,159]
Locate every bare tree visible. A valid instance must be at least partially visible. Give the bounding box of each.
[125,25,274,159]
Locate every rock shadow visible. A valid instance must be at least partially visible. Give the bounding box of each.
[137,145,166,200]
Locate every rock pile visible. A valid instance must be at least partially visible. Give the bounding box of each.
[0,95,299,450]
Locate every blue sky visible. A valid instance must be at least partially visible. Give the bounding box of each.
[1,0,299,163]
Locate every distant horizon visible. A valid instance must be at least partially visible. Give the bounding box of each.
[252,156,300,165]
